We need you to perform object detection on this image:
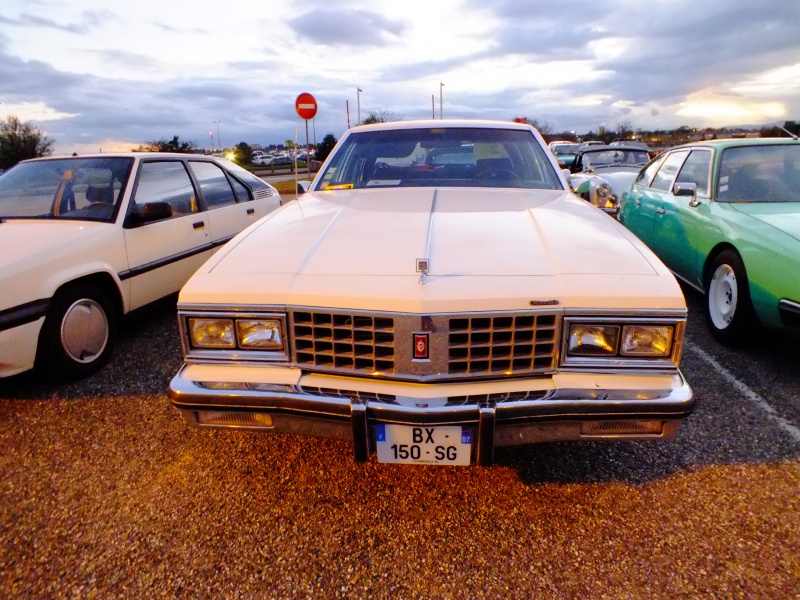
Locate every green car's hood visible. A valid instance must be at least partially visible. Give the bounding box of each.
[730,202,800,242]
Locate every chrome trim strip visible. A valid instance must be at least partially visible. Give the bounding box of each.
[419,189,438,284]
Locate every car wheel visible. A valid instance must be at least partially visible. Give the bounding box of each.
[704,250,755,343]
[37,284,118,380]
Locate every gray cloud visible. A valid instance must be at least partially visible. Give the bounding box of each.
[288,9,406,47]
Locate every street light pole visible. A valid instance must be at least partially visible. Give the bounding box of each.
[357,87,363,125]
[213,121,222,150]
[439,82,445,119]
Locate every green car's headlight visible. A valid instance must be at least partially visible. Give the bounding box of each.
[189,318,236,349]
[236,319,284,350]
[621,325,673,356]
[568,325,620,356]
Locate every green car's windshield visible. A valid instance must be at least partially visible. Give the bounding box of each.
[0,157,134,221]
[315,127,563,191]
[718,144,800,203]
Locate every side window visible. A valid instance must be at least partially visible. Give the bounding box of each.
[636,153,667,186]
[675,150,712,197]
[229,176,252,202]
[188,161,237,208]
[650,151,689,192]
[133,161,198,217]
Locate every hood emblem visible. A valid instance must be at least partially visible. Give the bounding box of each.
[417,258,430,285]
[530,299,560,306]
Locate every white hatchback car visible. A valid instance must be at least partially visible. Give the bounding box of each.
[0,153,280,379]
[169,120,693,466]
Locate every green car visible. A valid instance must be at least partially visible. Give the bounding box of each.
[619,138,800,342]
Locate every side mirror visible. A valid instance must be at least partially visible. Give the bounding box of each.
[124,201,173,227]
[296,180,312,195]
[673,182,700,207]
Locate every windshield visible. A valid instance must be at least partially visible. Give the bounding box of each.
[0,157,134,221]
[551,143,580,155]
[717,144,800,203]
[582,149,650,169]
[315,127,563,191]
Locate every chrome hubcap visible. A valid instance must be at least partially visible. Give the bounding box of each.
[60,299,109,363]
[709,264,738,330]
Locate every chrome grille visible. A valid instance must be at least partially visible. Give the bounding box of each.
[448,314,557,375]
[289,309,559,381]
[292,311,395,374]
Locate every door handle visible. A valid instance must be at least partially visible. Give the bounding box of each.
[193,221,205,229]
[247,208,255,215]
[655,207,665,215]
[634,198,641,207]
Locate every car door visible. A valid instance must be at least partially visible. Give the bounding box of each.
[651,148,714,281]
[122,159,212,310]
[187,160,277,247]
[620,152,668,239]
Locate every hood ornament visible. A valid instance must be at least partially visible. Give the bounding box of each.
[417,258,429,285]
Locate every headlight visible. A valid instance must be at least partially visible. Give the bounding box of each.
[593,183,614,208]
[187,315,287,352]
[189,318,236,349]
[236,319,284,349]
[568,325,620,356]
[621,325,673,356]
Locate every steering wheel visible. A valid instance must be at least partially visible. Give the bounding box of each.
[475,168,520,181]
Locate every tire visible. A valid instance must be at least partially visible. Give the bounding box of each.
[704,250,756,344]
[37,284,118,380]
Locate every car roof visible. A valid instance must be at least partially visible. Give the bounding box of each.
[21,152,227,163]
[672,137,800,151]
[347,119,538,133]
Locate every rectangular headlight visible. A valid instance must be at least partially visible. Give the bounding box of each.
[236,319,284,350]
[621,325,673,356]
[189,318,235,349]
[568,325,620,356]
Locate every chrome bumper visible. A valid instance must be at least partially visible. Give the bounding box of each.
[169,366,694,466]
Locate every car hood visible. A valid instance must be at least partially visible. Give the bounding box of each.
[729,202,800,241]
[587,169,641,194]
[184,187,683,312]
[0,219,108,272]
[212,188,655,277]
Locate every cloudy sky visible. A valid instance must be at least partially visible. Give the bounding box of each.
[2,0,799,154]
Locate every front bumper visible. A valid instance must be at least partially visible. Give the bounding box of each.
[169,364,694,466]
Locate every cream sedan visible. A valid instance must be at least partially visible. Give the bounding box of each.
[0,153,280,380]
[169,120,693,466]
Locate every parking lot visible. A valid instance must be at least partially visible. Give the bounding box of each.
[1,286,798,598]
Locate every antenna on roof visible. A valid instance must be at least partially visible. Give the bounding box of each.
[774,122,799,140]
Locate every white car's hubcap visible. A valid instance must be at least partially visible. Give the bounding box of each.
[709,264,738,330]
[61,299,109,363]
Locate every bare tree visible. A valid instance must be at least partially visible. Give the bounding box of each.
[0,115,54,170]
[361,109,403,125]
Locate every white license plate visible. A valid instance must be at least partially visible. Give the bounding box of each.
[375,424,472,466]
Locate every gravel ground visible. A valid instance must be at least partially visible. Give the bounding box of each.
[1,296,799,599]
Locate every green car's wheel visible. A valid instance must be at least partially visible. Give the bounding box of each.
[704,250,755,343]
[37,284,118,380]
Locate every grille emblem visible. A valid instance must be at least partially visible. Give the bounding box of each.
[413,333,429,359]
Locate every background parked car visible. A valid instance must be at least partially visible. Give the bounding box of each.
[619,137,800,342]
[566,145,651,216]
[0,153,281,379]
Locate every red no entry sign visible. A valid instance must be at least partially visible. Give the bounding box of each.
[295,93,317,120]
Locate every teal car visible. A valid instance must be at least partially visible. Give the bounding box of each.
[619,138,800,342]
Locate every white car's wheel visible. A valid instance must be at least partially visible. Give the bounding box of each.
[37,284,118,379]
[704,250,755,343]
